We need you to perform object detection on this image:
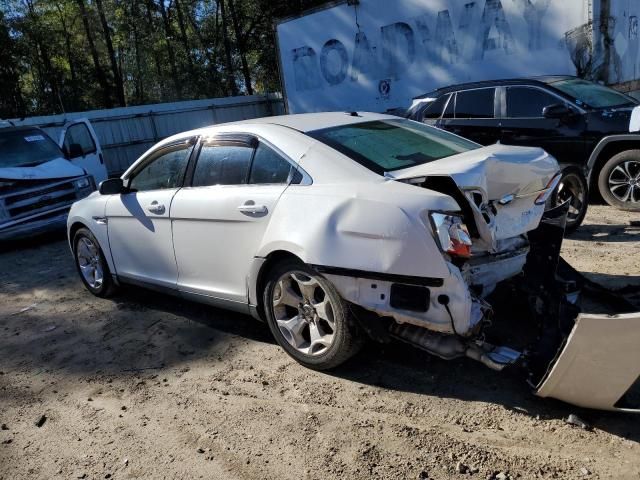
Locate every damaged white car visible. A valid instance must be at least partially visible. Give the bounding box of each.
[67,112,640,412]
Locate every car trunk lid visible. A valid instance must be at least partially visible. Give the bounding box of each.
[388,144,560,251]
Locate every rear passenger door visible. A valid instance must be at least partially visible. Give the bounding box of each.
[498,86,587,165]
[439,87,500,145]
[171,135,297,304]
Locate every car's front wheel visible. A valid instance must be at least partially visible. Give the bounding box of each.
[263,259,363,370]
[73,227,117,298]
[598,150,640,211]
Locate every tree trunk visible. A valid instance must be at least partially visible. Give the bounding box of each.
[95,0,126,106]
[131,2,144,103]
[75,0,113,108]
[228,0,253,95]
[186,2,222,97]
[174,0,195,73]
[55,4,78,111]
[219,0,239,96]
[144,0,166,100]
[156,0,182,99]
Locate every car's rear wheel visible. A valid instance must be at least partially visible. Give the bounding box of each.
[263,259,362,370]
[73,227,117,298]
[551,169,588,233]
[598,150,640,211]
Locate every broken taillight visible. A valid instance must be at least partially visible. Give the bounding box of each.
[430,213,473,258]
[534,173,563,205]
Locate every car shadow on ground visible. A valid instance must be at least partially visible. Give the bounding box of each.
[1,237,639,446]
[75,285,640,445]
[567,222,640,242]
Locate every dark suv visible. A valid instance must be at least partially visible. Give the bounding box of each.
[406,76,640,230]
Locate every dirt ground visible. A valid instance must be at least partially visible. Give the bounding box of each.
[0,205,639,480]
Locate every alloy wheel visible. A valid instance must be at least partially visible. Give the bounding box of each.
[76,236,104,289]
[555,173,586,224]
[271,271,336,356]
[608,160,640,204]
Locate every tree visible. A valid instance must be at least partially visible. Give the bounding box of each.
[0,0,328,115]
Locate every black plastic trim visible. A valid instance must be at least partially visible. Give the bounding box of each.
[311,265,444,287]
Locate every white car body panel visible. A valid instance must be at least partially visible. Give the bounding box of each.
[105,189,180,288]
[0,157,85,181]
[172,183,288,303]
[536,312,640,412]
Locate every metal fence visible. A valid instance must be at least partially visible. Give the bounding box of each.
[8,94,284,176]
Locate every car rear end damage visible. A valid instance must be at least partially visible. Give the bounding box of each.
[318,142,639,412]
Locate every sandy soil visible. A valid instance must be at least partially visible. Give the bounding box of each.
[0,205,639,480]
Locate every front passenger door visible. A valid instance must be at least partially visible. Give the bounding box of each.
[499,86,587,164]
[105,140,194,288]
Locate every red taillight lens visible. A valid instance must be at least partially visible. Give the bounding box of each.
[431,213,473,258]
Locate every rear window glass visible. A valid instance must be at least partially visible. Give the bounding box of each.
[455,88,495,119]
[308,119,479,175]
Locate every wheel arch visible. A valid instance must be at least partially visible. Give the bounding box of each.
[587,135,640,192]
[68,220,90,251]
[250,250,306,322]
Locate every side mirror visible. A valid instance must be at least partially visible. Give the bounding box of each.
[99,178,125,195]
[67,143,84,159]
[543,103,573,120]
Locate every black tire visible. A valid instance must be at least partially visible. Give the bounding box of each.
[262,258,363,370]
[549,169,588,233]
[73,227,117,298]
[597,150,640,211]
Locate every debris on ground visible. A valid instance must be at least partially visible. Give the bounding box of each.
[565,414,591,430]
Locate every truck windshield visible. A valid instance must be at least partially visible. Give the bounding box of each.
[0,129,64,168]
[550,78,637,109]
[308,119,479,175]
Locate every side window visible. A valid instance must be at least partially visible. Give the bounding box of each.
[63,123,96,156]
[249,143,293,184]
[192,143,253,187]
[129,144,192,192]
[422,94,450,120]
[455,88,495,119]
[507,87,560,118]
[443,93,455,119]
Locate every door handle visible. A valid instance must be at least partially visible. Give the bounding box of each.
[237,203,267,214]
[147,201,165,214]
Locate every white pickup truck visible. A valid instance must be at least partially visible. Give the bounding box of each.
[0,119,107,241]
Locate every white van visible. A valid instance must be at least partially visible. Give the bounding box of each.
[0,119,107,241]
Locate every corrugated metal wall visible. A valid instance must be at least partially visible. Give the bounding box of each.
[8,94,284,176]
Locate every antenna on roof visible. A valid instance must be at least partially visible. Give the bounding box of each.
[346,111,361,117]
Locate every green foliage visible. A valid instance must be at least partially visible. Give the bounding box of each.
[0,0,326,117]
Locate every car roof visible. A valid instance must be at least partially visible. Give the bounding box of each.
[230,111,396,132]
[413,75,577,100]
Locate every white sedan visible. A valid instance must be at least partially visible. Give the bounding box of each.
[68,112,640,412]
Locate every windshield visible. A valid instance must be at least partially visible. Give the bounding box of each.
[0,129,64,168]
[550,78,637,109]
[308,119,479,175]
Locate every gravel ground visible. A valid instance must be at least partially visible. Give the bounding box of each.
[0,205,639,480]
